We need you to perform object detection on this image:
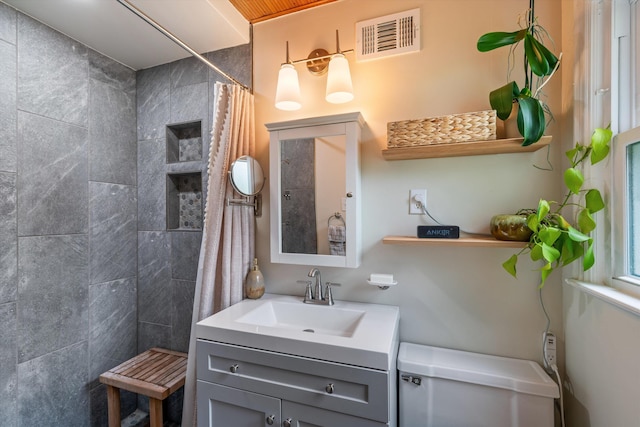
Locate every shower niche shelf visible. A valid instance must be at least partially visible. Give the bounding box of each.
[167,121,203,164]
[167,172,203,231]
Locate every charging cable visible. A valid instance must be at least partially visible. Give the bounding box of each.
[540,288,566,427]
[551,364,565,427]
[413,193,492,237]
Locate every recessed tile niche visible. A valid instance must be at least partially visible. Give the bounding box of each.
[167,172,203,231]
[166,121,202,163]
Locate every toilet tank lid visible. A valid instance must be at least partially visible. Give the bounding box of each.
[397,342,559,398]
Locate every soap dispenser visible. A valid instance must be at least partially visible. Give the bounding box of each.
[245,258,265,299]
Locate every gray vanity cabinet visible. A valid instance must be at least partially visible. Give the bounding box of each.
[196,339,392,426]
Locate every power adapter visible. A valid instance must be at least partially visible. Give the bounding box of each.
[543,331,556,369]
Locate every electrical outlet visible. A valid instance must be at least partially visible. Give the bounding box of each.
[409,189,427,215]
[543,331,557,368]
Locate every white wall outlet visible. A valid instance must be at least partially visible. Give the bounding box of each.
[409,189,427,215]
[543,331,557,369]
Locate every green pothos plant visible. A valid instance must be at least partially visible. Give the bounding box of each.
[503,127,613,285]
[477,8,561,146]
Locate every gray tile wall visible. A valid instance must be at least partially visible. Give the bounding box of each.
[135,45,251,423]
[0,2,251,425]
[136,43,251,358]
[0,5,138,426]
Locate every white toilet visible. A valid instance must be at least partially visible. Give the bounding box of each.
[397,342,560,427]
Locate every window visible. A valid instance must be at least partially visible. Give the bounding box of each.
[611,126,640,289]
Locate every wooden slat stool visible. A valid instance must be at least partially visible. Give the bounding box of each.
[99,348,188,427]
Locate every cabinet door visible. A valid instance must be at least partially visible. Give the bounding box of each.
[282,400,385,427]
[197,381,280,427]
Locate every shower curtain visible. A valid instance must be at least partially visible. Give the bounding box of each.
[182,82,255,426]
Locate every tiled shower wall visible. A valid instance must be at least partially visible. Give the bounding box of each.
[135,42,251,352]
[134,32,251,423]
[0,3,137,426]
[0,2,251,426]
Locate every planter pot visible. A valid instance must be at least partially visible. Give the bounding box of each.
[490,214,532,241]
[496,104,520,139]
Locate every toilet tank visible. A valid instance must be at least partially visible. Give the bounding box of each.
[397,342,559,427]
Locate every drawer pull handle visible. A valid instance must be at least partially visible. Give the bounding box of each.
[325,383,334,394]
[283,418,292,427]
[229,364,239,373]
[266,414,275,425]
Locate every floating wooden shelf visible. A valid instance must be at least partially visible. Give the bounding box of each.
[381,135,552,160]
[382,235,528,248]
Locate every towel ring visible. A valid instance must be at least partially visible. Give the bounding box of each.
[328,212,345,226]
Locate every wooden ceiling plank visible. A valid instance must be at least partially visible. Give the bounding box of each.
[229,0,337,24]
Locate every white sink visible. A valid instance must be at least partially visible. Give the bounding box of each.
[235,300,365,337]
[196,294,400,370]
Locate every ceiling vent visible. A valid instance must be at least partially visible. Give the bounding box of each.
[355,8,420,61]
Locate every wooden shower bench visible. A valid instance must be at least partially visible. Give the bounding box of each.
[99,347,188,427]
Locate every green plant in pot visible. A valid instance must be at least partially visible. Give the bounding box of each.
[499,127,613,285]
[477,8,561,146]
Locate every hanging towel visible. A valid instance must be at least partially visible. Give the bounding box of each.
[328,224,346,256]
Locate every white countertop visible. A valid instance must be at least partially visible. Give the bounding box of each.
[196,293,400,370]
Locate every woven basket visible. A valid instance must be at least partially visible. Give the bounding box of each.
[387,110,497,148]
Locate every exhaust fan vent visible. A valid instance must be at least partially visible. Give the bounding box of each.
[356,8,420,61]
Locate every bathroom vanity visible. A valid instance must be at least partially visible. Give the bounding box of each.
[195,294,399,426]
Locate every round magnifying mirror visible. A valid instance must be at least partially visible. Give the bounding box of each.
[229,155,265,196]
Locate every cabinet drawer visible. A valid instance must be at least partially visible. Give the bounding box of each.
[197,340,389,422]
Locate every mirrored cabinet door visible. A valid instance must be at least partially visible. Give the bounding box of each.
[266,112,364,268]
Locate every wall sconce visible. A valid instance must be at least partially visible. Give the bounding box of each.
[275,30,354,111]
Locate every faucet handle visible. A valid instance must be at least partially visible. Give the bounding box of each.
[298,280,313,302]
[324,282,341,305]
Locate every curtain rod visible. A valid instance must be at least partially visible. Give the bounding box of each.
[116,0,252,92]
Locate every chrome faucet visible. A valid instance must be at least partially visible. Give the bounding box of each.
[308,267,323,301]
[298,267,340,306]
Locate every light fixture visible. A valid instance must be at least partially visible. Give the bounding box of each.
[325,30,354,104]
[275,42,302,111]
[274,30,354,111]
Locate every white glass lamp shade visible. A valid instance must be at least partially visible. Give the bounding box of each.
[325,54,354,104]
[275,63,302,111]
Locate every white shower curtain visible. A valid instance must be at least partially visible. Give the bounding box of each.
[182,82,255,426]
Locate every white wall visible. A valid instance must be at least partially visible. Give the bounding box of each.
[563,283,640,426]
[252,0,565,363]
[559,1,640,425]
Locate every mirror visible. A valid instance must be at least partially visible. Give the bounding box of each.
[227,155,265,216]
[229,155,265,196]
[266,112,364,268]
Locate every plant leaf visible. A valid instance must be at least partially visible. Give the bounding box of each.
[583,240,595,270]
[477,29,527,52]
[566,146,579,163]
[537,199,550,222]
[541,243,561,263]
[578,208,596,234]
[568,226,591,242]
[585,189,605,213]
[590,127,613,165]
[540,262,553,287]
[530,243,543,261]
[524,33,559,77]
[561,239,584,266]
[524,33,550,76]
[527,213,539,233]
[556,214,571,230]
[489,82,517,120]
[502,254,518,277]
[516,95,546,145]
[564,167,584,195]
[539,226,562,246]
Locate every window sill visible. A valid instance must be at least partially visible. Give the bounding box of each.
[565,278,640,318]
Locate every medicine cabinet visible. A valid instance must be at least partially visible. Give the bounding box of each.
[266,112,364,268]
